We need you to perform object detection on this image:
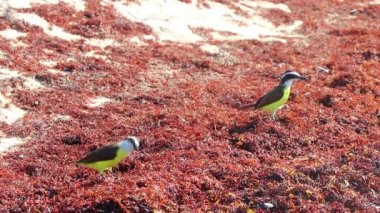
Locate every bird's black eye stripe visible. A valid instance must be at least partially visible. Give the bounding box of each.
[282,73,299,80]
[129,138,138,150]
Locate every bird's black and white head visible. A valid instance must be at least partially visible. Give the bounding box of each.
[119,136,140,152]
[279,70,308,87]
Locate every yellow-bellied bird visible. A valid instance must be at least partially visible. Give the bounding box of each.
[77,136,139,174]
[242,70,308,119]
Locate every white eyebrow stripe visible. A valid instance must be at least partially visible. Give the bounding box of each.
[284,71,300,76]
[281,71,300,78]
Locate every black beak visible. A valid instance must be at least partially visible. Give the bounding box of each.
[298,76,309,81]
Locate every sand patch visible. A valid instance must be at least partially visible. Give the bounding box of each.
[111,0,302,43]
[87,96,112,107]
[0,93,26,125]
[0,28,26,40]
[0,136,25,154]
[8,0,86,11]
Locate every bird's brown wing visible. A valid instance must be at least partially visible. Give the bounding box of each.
[253,86,284,109]
[77,144,119,164]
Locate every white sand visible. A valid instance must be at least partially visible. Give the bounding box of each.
[0,68,42,126]
[0,68,43,90]
[58,0,86,11]
[239,0,291,13]
[87,96,112,107]
[0,68,19,79]
[23,76,44,90]
[0,93,26,125]
[0,28,26,40]
[0,51,5,59]
[130,36,147,46]
[47,68,66,75]
[85,38,116,49]
[370,0,380,4]
[53,114,71,122]
[0,68,42,154]
[8,12,117,48]
[0,136,25,154]
[40,60,57,68]
[111,0,302,43]
[84,50,108,61]
[11,13,82,41]
[0,29,27,47]
[200,44,220,55]
[8,0,86,11]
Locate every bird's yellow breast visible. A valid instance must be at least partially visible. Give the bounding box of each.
[261,86,290,112]
[83,149,128,173]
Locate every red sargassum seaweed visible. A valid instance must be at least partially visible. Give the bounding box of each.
[0,0,379,212]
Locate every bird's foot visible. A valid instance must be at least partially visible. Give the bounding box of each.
[106,167,120,178]
[94,173,106,182]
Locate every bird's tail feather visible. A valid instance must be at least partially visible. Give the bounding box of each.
[239,103,257,110]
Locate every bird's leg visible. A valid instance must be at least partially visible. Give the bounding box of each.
[94,170,106,182]
[107,167,120,178]
[270,109,279,120]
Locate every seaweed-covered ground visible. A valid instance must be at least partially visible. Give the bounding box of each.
[0,0,379,212]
